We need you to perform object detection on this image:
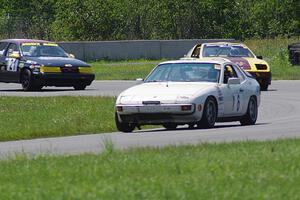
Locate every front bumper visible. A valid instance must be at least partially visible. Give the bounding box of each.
[32,72,95,87]
[249,71,272,85]
[116,104,200,125]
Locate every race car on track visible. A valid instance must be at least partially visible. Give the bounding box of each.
[183,42,271,90]
[0,39,95,91]
[115,59,261,132]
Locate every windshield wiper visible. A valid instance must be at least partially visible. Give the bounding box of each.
[146,80,165,82]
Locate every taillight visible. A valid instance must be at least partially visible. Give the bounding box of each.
[181,105,192,111]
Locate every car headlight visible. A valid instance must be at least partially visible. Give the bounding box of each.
[30,64,42,72]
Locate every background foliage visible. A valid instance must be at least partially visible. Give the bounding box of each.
[0,0,299,41]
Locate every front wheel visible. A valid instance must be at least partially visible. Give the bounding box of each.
[197,97,217,129]
[21,69,41,91]
[115,113,135,133]
[240,96,258,126]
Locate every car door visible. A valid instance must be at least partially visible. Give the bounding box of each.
[0,42,9,82]
[4,43,21,83]
[232,64,249,115]
[220,64,245,116]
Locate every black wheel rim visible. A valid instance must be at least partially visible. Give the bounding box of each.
[22,72,30,88]
[249,99,257,122]
[206,100,216,125]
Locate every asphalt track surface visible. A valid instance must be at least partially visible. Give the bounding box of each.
[0,80,300,158]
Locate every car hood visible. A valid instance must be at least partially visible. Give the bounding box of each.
[24,57,90,67]
[221,57,269,71]
[118,82,216,104]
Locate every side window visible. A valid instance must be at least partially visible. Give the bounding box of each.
[0,42,8,56]
[6,43,19,57]
[191,45,201,58]
[233,65,246,82]
[224,65,238,83]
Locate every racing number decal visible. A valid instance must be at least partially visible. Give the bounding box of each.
[232,94,241,112]
[6,58,19,72]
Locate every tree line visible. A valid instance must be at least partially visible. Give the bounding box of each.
[0,0,299,41]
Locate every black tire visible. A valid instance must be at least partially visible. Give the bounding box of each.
[188,123,195,129]
[197,97,217,129]
[260,82,269,91]
[21,69,41,91]
[240,96,258,126]
[74,85,87,90]
[162,123,177,130]
[115,112,135,133]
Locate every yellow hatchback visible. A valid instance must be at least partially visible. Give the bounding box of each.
[183,42,271,90]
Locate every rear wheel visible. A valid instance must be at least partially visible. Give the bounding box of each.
[115,112,135,133]
[21,69,41,91]
[162,123,177,130]
[197,97,217,129]
[240,96,258,126]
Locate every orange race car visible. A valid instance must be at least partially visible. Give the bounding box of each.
[183,42,271,90]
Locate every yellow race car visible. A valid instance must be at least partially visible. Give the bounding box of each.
[183,42,271,90]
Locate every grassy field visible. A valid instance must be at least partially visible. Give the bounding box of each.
[90,59,161,80]
[0,96,117,141]
[90,38,300,80]
[1,139,300,199]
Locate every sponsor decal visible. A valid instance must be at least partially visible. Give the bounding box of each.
[26,60,38,64]
[19,62,24,68]
[217,87,224,103]
[214,64,221,70]
[22,43,40,46]
[65,64,72,67]
[21,43,58,46]
[226,57,251,70]
[44,43,58,46]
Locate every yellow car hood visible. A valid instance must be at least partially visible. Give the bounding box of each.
[222,57,270,72]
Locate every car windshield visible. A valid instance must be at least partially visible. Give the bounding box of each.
[203,45,255,58]
[20,43,69,57]
[145,63,220,83]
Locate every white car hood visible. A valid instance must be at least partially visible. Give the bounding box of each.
[119,82,215,104]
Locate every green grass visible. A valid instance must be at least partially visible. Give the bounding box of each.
[89,38,300,80]
[0,96,117,141]
[1,139,300,199]
[244,37,300,80]
[90,59,163,80]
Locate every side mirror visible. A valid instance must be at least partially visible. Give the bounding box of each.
[257,55,263,59]
[228,77,241,85]
[68,53,75,58]
[135,78,144,85]
[9,52,20,59]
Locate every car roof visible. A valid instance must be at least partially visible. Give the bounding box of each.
[159,58,229,65]
[0,39,53,44]
[201,42,248,48]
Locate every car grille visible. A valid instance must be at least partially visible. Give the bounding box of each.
[120,113,174,123]
[60,67,79,73]
[255,64,267,70]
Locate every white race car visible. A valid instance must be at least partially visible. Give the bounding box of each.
[115,59,261,132]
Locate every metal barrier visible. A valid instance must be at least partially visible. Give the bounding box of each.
[58,39,235,61]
